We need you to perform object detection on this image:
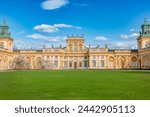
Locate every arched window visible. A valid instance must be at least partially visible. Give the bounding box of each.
[109,57,114,68]
[145,41,150,48]
[132,60,136,67]
[79,44,82,52]
[0,42,4,49]
[69,44,72,52]
[131,57,137,68]
[74,43,77,52]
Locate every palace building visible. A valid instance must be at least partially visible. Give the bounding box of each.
[0,19,150,70]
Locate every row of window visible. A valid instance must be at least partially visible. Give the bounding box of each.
[69,43,83,52]
[92,60,106,67]
[39,56,107,61]
[46,56,58,60]
[64,61,88,68]
[92,56,105,59]
[92,60,139,68]
[46,56,88,60]
[66,56,88,60]
[145,43,150,48]
[54,60,58,67]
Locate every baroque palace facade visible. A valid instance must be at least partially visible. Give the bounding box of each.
[0,19,150,70]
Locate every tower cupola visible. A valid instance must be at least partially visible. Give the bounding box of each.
[137,18,150,49]
[0,20,13,52]
[140,17,150,37]
[0,20,11,37]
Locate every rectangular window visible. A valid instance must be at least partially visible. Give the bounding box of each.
[55,56,58,59]
[64,56,67,59]
[84,61,88,67]
[74,57,77,61]
[92,60,96,67]
[79,62,82,67]
[47,56,50,60]
[93,56,96,59]
[101,55,104,59]
[54,60,58,67]
[84,56,87,59]
[64,61,67,68]
[101,60,105,67]
[69,61,72,67]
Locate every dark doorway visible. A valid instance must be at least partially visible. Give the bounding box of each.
[74,62,77,69]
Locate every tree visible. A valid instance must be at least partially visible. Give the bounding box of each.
[36,57,51,70]
[12,55,30,70]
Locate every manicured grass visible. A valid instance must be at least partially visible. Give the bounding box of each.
[0,70,150,100]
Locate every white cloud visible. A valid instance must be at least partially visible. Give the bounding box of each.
[54,24,82,29]
[14,39,39,50]
[26,34,66,42]
[53,24,73,28]
[112,41,137,49]
[41,0,69,10]
[130,28,136,32]
[120,33,140,39]
[34,24,58,33]
[94,36,108,41]
[34,24,81,33]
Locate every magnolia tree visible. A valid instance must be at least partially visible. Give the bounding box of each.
[12,55,52,70]
[45,60,51,69]
[12,55,31,70]
[36,57,51,70]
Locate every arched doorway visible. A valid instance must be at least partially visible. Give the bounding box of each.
[121,62,125,69]
[120,56,126,69]
[26,57,31,69]
[109,57,114,69]
[131,57,137,69]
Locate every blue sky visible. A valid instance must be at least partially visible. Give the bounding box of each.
[0,0,150,49]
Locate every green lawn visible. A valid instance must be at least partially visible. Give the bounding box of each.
[0,70,150,100]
